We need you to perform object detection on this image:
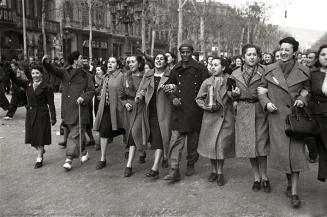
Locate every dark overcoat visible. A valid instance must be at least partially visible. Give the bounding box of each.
[310,67,327,181]
[258,62,310,173]
[231,65,269,158]
[43,63,95,125]
[166,59,209,132]
[10,75,56,148]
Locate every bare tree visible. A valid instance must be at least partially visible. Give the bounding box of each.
[41,0,47,56]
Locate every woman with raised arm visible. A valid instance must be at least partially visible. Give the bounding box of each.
[9,64,56,169]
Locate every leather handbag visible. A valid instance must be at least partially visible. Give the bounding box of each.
[285,107,321,138]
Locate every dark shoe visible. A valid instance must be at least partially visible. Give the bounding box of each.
[146,170,159,179]
[86,140,95,147]
[291,195,301,208]
[252,180,261,192]
[285,185,292,198]
[163,169,181,182]
[161,159,169,169]
[96,160,106,170]
[262,180,271,193]
[34,160,43,169]
[139,152,146,164]
[124,151,129,160]
[58,141,67,148]
[107,138,113,143]
[124,167,133,177]
[185,164,195,176]
[217,174,225,186]
[207,173,218,182]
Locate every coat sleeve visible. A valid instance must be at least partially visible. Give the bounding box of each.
[118,74,128,107]
[80,73,95,105]
[258,74,272,110]
[195,81,209,110]
[43,63,65,79]
[46,86,56,122]
[296,76,310,106]
[135,72,147,100]
[165,69,178,102]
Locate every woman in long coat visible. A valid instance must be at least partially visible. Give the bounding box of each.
[118,55,145,177]
[310,44,327,182]
[93,57,126,169]
[135,53,172,179]
[258,37,310,208]
[10,64,56,169]
[231,44,270,192]
[196,57,235,186]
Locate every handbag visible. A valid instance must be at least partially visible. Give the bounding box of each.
[285,107,321,138]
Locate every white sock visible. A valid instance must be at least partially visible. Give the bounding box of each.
[36,157,43,162]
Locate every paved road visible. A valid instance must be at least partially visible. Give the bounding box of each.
[0,93,326,217]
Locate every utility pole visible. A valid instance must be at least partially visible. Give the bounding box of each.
[22,0,27,60]
[141,0,147,52]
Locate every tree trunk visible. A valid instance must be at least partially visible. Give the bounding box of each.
[177,0,184,60]
[200,15,205,59]
[42,0,47,56]
[22,0,27,60]
[151,29,155,56]
[217,29,221,56]
[88,0,93,61]
[240,27,245,55]
[141,0,147,52]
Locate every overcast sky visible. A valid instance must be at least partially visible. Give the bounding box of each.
[218,0,327,31]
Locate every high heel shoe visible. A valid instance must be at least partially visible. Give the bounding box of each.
[124,167,133,177]
[34,159,43,169]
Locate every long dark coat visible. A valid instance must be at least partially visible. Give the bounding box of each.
[166,59,209,132]
[43,63,95,125]
[196,75,235,159]
[136,69,172,159]
[310,67,327,181]
[258,61,310,173]
[231,65,269,158]
[10,75,56,148]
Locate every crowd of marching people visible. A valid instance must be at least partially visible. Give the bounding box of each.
[0,36,326,209]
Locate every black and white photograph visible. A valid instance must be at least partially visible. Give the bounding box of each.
[0,0,326,216]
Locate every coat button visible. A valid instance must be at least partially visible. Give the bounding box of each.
[179,74,181,77]
[68,95,70,98]
[178,90,181,93]
[178,82,181,85]
[30,106,32,109]
[194,82,197,85]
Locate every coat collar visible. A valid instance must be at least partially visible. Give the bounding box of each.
[173,58,202,71]
[32,80,47,96]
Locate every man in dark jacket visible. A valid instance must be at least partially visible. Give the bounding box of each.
[0,57,10,111]
[42,51,95,171]
[163,40,209,182]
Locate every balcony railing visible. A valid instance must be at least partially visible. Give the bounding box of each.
[14,16,60,33]
[0,7,14,23]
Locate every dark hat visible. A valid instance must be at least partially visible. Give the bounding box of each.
[179,39,194,51]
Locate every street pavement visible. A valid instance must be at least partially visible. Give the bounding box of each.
[0,93,326,217]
